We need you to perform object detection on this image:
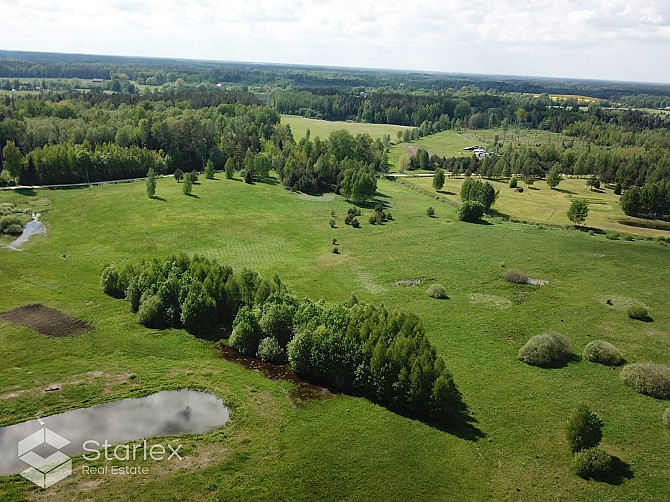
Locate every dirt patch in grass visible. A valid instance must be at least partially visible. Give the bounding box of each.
[0,303,93,337]
[220,346,330,407]
[469,293,513,309]
[599,295,649,312]
[403,145,434,157]
[392,279,423,287]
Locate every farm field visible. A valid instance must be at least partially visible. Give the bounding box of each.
[0,174,669,501]
[280,114,411,141]
[402,176,670,237]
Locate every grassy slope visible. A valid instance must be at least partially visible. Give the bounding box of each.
[280,114,411,141]
[404,176,670,237]
[0,175,668,501]
[388,130,476,168]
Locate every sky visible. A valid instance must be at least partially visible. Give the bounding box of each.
[2,0,670,83]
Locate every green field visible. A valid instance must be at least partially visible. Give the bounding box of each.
[0,174,669,501]
[403,176,670,237]
[388,129,477,168]
[281,114,411,141]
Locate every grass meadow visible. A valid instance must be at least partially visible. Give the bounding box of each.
[280,114,411,141]
[0,173,668,501]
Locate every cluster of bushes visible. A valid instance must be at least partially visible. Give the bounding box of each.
[344,207,361,228]
[457,201,485,222]
[620,362,670,399]
[518,331,573,367]
[0,214,24,235]
[368,204,392,225]
[565,405,612,479]
[100,254,285,335]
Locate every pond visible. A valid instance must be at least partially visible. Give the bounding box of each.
[0,390,229,476]
[8,213,46,250]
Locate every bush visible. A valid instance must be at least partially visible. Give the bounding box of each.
[100,264,124,298]
[180,286,216,335]
[626,304,648,320]
[332,246,339,254]
[426,206,435,217]
[573,447,612,479]
[0,215,22,233]
[229,306,262,356]
[620,362,670,399]
[351,218,360,228]
[606,231,620,240]
[566,404,604,453]
[4,223,23,235]
[457,200,485,222]
[509,176,517,188]
[582,340,624,366]
[662,407,670,428]
[257,337,286,363]
[329,219,336,228]
[518,331,573,367]
[137,294,167,328]
[173,168,183,182]
[426,284,447,299]
[504,269,528,284]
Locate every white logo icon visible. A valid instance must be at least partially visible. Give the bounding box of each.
[18,422,72,488]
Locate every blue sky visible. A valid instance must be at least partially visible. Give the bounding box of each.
[2,0,670,83]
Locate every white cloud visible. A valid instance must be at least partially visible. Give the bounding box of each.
[1,0,669,82]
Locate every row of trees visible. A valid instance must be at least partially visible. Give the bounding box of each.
[101,255,465,422]
[620,180,670,219]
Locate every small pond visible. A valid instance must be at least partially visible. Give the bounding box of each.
[8,213,46,250]
[0,390,229,475]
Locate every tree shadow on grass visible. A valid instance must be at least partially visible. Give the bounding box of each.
[396,406,486,441]
[583,456,634,485]
[16,188,37,196]
[258,177,279,186]
[185,193,200,199]
[437,190,457,195]
[522,353,582,369]
[150,196,167,202]
[553,187,577,195]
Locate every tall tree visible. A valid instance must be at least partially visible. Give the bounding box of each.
[224,158,235,179]
[546,164,562,189]
[146,167,157,198]
[432,169,445,191]
[2,141,24,178]
[182,172,193,195]
[204,160,215,179]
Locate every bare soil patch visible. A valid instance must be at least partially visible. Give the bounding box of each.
[0,303,93,337]
[402,145,434,157]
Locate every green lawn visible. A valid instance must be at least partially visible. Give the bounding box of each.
[388,130,481,169]
[0,174,669,501]
[403,176,670,237]
[281,114,411,141]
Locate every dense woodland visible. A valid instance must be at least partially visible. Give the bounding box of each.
[1,52,670,217]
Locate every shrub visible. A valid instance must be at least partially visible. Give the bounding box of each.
[259,301,296,346]
[509,176,518,188]
[582,340,624,366]
[173,168,183,182]
[626,304,648,320]
[180,286,216,335]
[573,447,612,479]
[4,223,23,235]
[663,407,670,428]
[566,404,604,452]
[257,337,286,363]
[369,215,377,225]
[332,246,339,254]
[606,232,620,240]
[182,173,193,195]
[426,206,435,217]
[426,284,447,299]
[0,215,22,233]
[229,306,262,356]
[518,331,573,367]
[351,218,360,228]
[329,219,336,228]
[100,264,124,298]
[457,201,485,222]
[620,362,670,399]
[204,160,215,179]
[504,269,528,284]
[137,294,167,329]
